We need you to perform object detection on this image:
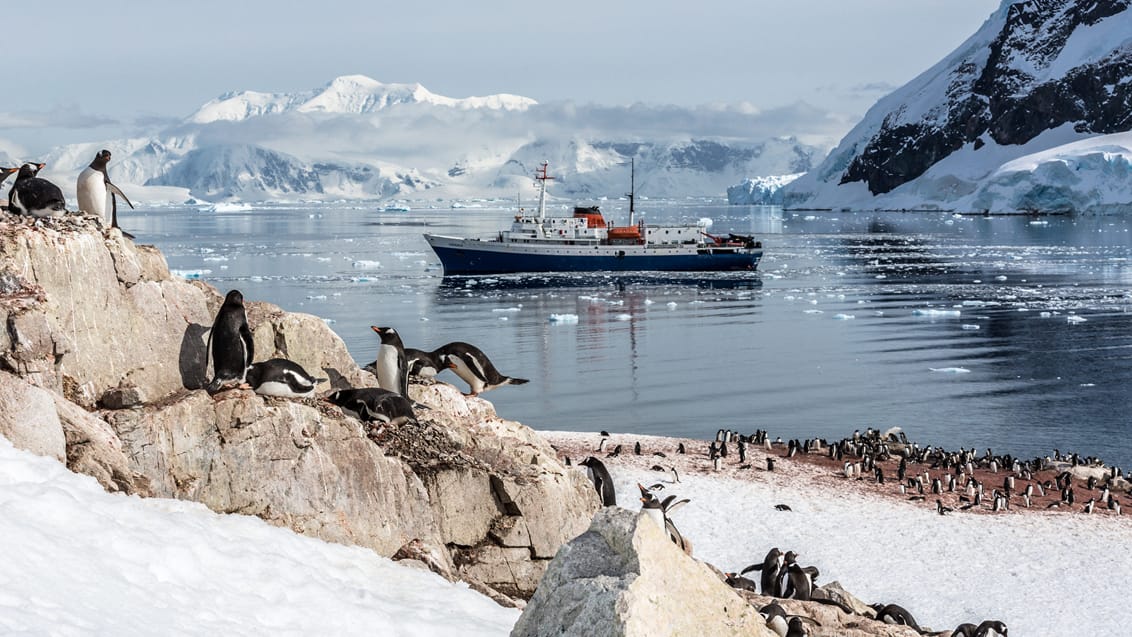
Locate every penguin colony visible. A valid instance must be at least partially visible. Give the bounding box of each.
[203,288,529,430]
[2,150,134,234]
[550,425,1132,636]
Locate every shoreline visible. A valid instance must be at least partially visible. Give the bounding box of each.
[538,429,1128,519]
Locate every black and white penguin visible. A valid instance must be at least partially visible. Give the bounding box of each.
[206,289,254,393]
[76,149,134,230]
[370,326,409,396]
[579,456,616,506]
[740,548,784,596]
[872,604,925,633]
[784,616,809,637]
[434,341,529,396]
[8,163,67,218]
[245,358,325,398]
[326,387,417,426]
[724,572,758,593]
[0,165,18,192]
[638,483,692,553]
[404,347,446,379]
[953,619,1008,637]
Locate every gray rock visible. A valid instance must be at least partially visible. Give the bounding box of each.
[512,507,774,637]
[0,371,66,461]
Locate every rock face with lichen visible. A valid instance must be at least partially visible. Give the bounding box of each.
[0,214,598,602]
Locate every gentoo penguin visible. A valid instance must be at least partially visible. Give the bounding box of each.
[724,572,758,592]
[205,289,254,393]
[370,326,409,396]
[76,149,134,231]
[326,387,416,426]
[8,163,67,217]
[0,166,17,193]
[784,616,809,637]
[872,603,925,633]
[638,483,692,554]
[245,358,325,398]
[434,341,529,396]
[403,347,445,379]
[783,562,819,600]
[740,548,784,596]
[952,619,1008,637]
[579,456,616,506]
[759,602,790,637]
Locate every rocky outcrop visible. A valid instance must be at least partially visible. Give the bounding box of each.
[840,0,1132,196]
[0,215,598,603]
[512,507,774,637]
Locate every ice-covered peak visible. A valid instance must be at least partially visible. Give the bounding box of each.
[188,74,537,123]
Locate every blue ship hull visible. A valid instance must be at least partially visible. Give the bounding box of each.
[426,237,762,275]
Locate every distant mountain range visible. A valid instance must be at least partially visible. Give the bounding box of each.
[786,0,1132,213]
[36,75,822,204]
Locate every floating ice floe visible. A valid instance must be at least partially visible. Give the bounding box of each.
[207,202,253,213]
[913,308,961,317]
[548,313,579,324]
[666,302,678,309]
[644,299,655,305]
[321,318,336,325]
[803,309,824,315]
[833,313,855,320]
[352,260,381,269]
[1067,315,1087,324]
[306,295,327,301]
[170,269,210,279]
[492,307,521,313]
[351,276,376,283]
[614,314,632,321]
[995,275,1008,281]
[961,324,981,330]
[930,367,971,374]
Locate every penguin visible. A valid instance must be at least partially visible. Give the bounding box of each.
[8,163,66,218]
[724,572,758,593]
[872,604,924,633]
[637,484,691,553]
[785,617,809,637]
[435,341,528,396]
[370,326,409,396]
[766,457,775,472]
[245,358,325,398]
[954,620,1008,637]
[670,466,681,484]
[936,498,953,515]
[741,548,784,596]
[404,347,445,379]
[205,289,254,393]
[76,149,134,231]
[784,562,819,601]
[759,602,789,637]
[676,442,686,455]
[326,387,417,426]
[579,456,616,506]
[0,165,18,193]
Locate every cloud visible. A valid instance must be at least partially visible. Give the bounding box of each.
[0,104,119,130]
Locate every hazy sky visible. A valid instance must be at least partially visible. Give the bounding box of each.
[3,0,1000,155]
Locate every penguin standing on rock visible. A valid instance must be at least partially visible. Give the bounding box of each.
[579,456,616,506]
[435,341,528,396]
[8,163,67,218]
[206,290,254,393]
[370,326,409,396]
[245,359,325,398]
[77,149,134,234]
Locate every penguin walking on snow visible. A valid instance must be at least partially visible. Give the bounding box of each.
[206,290,254,393]
[326,387,417,426]
[370,326,409,396]
[436,341,528,396]
[8,163,67,218]
[77,149,135,234]
[245,359,325,398]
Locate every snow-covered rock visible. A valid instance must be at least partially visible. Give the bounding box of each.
[787,0,1132,213]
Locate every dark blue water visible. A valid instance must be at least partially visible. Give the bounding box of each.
[129,202,1132,470]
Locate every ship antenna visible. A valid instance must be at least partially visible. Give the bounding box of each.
[535,161,554,222]
[626,158,636,227]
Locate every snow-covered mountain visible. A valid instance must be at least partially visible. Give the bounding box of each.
[726,173,805,205]
[190,74,536,124]
[38,75,822,203]
[785,0,1132,213]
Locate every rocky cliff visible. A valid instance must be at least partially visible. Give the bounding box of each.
[786,0,1132,212]
[0,213,598,603]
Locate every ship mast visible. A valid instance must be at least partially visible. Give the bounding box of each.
[535,161,554,222]
[626,158,636,227]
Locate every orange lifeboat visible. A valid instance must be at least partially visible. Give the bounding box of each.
[608,225,642,241]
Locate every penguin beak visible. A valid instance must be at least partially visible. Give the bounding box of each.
[370,326,382,334]
[35,163,46,171]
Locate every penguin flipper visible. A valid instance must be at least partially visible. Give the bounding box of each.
[740,563,765,574]
[506,376,530,386]
[240,323,255,369]
[106,182,135,209]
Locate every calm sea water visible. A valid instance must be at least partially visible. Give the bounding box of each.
[128,201,1132,470]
